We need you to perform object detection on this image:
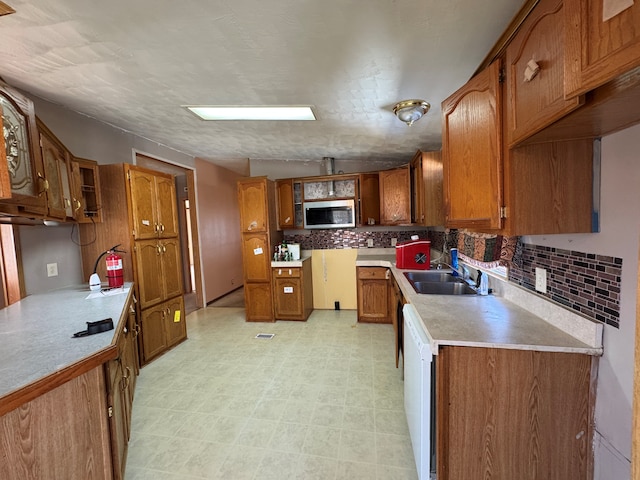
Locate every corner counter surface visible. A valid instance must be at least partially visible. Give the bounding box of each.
[356,252,602,356]
[0,283,134,407]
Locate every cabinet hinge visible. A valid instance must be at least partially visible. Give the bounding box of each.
[499,68,505,83]
[127,171,131,181]
[108,406,113,418]
[500,206,508,218]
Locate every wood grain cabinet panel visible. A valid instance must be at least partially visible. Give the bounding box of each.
[238,178,269,233]
[272,262,313,321]
[442,61,503,231]
[506,0,583,147]
[276,178,295,229]
[411,150,443,227]
[245,282,275,322]
[356,267,390,323]
[564,0,640,97]
[436,346,594,480]
[379,165,411,225]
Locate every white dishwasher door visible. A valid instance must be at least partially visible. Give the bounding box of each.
[403,303,433,480]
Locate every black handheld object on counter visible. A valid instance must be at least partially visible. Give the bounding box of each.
[72,318,114,338]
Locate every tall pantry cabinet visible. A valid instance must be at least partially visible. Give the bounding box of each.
[79,164,186,365]
[237,177,282,322]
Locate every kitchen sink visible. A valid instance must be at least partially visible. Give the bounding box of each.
[409,281,477,295]
[403,271,459,283]
[403,270,478,295]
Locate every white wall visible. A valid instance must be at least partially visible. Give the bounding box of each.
[523,122,640,478]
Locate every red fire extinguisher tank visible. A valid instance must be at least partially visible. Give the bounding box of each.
[106,250,124,288]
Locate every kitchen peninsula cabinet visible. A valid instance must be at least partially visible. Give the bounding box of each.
[80,164,186,365]
[436,346,594,480]
[238,177,282,322]
[379,165,411,225]
[505,0,583,147]
[564,0,640,98]
[356,266,390,323]
[272,259,313,321]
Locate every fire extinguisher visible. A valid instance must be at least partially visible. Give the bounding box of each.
[106,247,124,288]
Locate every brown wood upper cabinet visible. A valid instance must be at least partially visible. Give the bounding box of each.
[238,177,270,233]
[442,61,504,231]
[71,157,103,223]
[411,150,443,226]
[0,81,48,216]
[564,0,640,98]
[128,168,179,239]
[379,165,411,225]
[505,0,584,147]
[276,178,295,230]
[358,172,380,226]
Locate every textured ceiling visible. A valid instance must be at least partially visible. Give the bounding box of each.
[0,0,524,166]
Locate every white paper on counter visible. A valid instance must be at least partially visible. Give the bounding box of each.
[86,287,128,299]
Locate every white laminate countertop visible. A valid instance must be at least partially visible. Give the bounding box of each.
[0,283,134,399]
[356,253,603,356]
[271,255,311,268]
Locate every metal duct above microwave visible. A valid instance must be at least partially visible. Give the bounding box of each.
[303,199,355,229]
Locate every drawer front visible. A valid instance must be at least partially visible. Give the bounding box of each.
[273,267,301,278]
[357,266,388,280]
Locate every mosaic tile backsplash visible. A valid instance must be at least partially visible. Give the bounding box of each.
[284,229,623,329]
[509,244,622,328]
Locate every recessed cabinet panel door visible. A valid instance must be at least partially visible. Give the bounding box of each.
[39,130,67,220]
[242,233,271,282]
[128,169,158,240]
[156,175,179,238]
[244,282,274,322]
[273,277,303,318]
[379,166,411,225]
[506,0,583,146]
[442,61,503,230]
[238,179,268,232]
[164,296,186,348]
[160,238,184,300]
[276,179,295,229]
[140,303,167,363]
[564,0,640,97]
[134,240,164,308]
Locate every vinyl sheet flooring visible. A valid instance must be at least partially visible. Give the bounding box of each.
[125,306,418,480]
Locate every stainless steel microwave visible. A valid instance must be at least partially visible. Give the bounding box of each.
[303,199,355,229]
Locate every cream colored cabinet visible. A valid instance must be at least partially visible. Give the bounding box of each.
[356,267,390,323]
[411,150,443,227]
[442,61,504,231]
[564,0,640,98]
[272,261,313,321]
[436,346,594,480]
[237,177,282,322]
[505,0,583,147]
[379,165,411,225]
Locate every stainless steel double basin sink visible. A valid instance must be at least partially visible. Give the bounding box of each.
[403,270,477,295]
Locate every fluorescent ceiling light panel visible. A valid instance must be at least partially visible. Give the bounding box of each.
[186,105,316,121]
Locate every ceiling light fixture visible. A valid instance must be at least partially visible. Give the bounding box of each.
[185,105,316,121]
[393,99,430,126]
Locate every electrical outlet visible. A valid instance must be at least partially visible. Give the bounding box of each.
[535,267,547,293]
[391,238,397,247]
[47,263,58,277]
[367,239,374,248]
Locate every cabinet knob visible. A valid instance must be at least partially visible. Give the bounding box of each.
[523,59,541,82]
[36,172,49,196]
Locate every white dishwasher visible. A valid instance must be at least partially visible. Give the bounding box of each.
[403,303,434,480]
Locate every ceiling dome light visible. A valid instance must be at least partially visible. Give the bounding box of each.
[393,99,430,126]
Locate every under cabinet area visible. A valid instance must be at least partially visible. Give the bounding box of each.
[272,258,313,321]
[436,346,595,480]
[356,266,390,323]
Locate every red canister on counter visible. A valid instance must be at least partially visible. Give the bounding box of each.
[395,240,431,270]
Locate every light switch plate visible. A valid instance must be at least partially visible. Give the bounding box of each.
[391,238,397,246]
[367,239,374,248]
[535,267,547,293]
[47,263,58,277]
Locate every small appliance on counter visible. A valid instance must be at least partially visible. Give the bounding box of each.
[396,239,431,270]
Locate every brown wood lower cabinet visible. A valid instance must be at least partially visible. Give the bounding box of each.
[356,267,390,323]
[139,296,186,364]
[244,282,275,322]
[436,346,594,480]
[272,260,313,321]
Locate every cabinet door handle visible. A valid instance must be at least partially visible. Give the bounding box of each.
[156,244,162,255]
[160,223,165,232]
[37,172,49,196]
[73,198,82,212]
[524,59,541,82]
